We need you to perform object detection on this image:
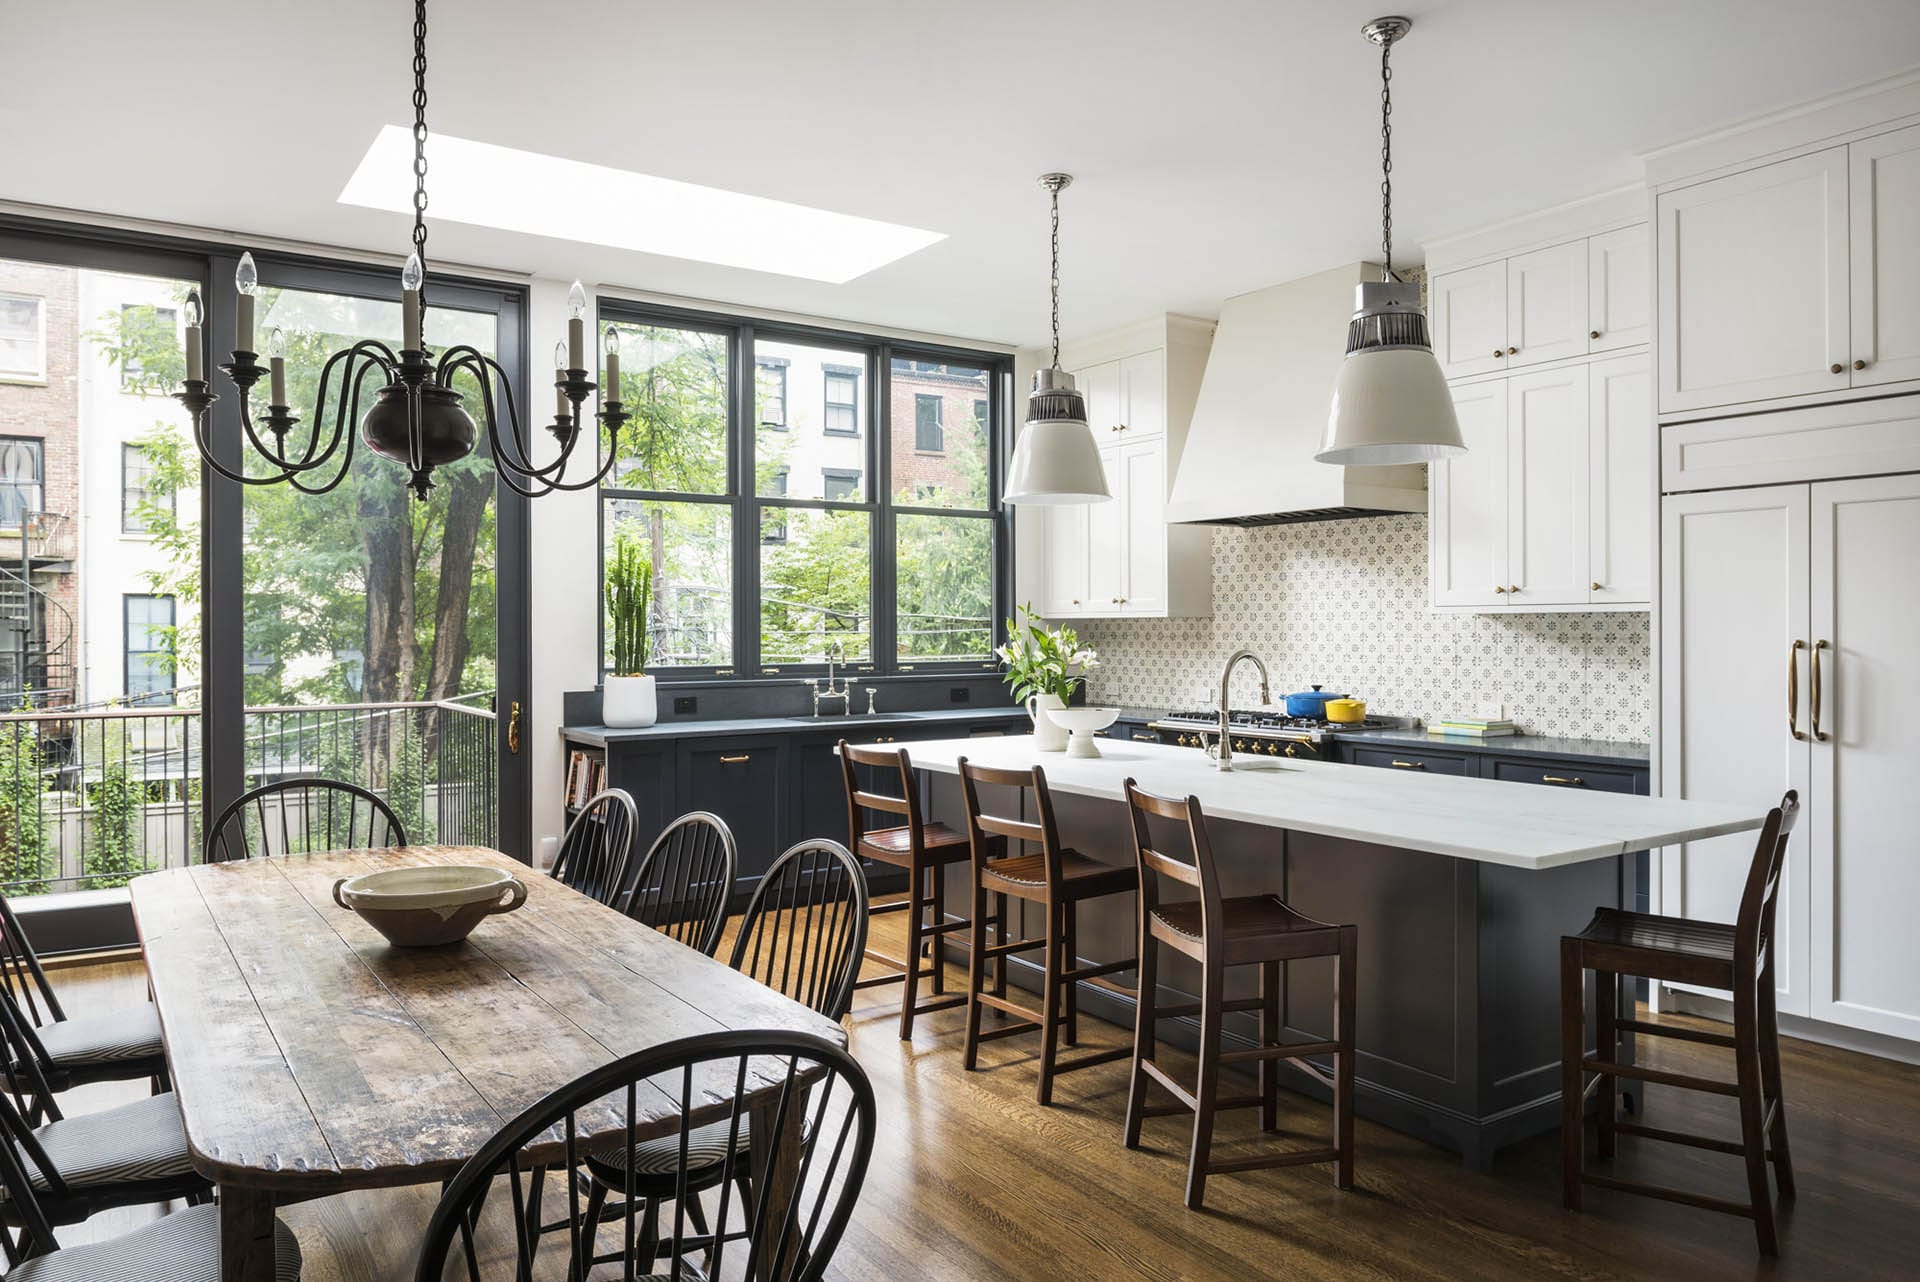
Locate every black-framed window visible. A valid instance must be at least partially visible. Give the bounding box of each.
[124,593,174,705]
[0,437,44,529]
[821,468,861,501]
[598,299,1009,678]
[0,294,43,382]
[914,394,943,452]
[755,356,787,429]
[122,442,168,533]
[822,365,860,436]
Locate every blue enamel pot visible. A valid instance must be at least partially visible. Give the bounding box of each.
[1283,685,1348,718]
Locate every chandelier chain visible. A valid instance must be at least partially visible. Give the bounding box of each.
[411,0,429,264]
[1049,183,1062,369]
[1379,35,1393,278]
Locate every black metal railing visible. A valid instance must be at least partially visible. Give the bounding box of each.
[0,697,497,898]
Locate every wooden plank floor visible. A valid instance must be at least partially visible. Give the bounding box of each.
[43,902,1920,1281]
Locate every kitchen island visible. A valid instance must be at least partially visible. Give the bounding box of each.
[892,735,1765,1168]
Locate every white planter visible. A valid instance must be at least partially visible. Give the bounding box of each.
[1025,693,1069,752]
[602,674,658,728]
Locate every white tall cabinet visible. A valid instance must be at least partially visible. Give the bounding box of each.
[1424,188,1653,612]
[1652,74,1920,1050]
[1027,317,1213,619]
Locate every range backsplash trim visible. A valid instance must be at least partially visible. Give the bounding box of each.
[1076,515,1650,743]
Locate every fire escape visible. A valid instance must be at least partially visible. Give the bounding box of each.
[0,511,77,709]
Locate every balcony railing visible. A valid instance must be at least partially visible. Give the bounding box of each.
[0,697,497,898]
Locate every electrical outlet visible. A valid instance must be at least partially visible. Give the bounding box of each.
[673,695,698,715]
[949,686,971,704]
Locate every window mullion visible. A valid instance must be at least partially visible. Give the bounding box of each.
[733,321,757,677]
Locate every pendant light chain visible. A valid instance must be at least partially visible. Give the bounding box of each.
[1379,33,1394,280]
[411,0,430,274]
[1049,180,1062,369]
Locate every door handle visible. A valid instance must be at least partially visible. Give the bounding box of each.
[1788,640,1807,741]
[1542,775,1585,787]
[1390,759,1426,770]
[720,753,751,764]
[508,700,522,755]
[1811,640,1829,742]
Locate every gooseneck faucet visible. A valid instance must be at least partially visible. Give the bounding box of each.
[811,640,851,716]
[1213,649,1271,772]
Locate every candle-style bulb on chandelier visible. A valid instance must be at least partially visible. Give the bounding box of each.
[171,0,626,500]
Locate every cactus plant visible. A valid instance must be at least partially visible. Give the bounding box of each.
[605,534,653,676]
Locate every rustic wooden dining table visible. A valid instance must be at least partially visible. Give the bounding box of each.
[129,844,849,1282]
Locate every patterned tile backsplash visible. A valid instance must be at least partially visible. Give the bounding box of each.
[1074,515,1651,743]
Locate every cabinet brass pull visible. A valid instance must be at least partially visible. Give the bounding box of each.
[1493,349,1505,358]
[1132,733,1156,742]
[1788,639,1807,741]
[719,753,751,764]
[1854,359,1868,371]
[1811,639,1829,742]
[1390,759,1426,770]
[1509,584,1521,594]
[1543,775,1585,787]
[1591,582,1603,591]
[1830,362,1845,374]
[1590,330,1602,340]
[1507,346,1518,355]
[1493,585,1507,594]
[507,701,521,754]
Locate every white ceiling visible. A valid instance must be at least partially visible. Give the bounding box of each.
[5,0,1918,349]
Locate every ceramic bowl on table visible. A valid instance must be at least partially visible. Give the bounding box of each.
[331,865,528,948]
[1044,706,1121,758]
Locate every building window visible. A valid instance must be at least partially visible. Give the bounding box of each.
[0,438,44,529]
[762,469,789,543]
[122,443,169,534]
[125,594,176,705]
[823,365,860,436]
[974,398,989,432]
[755,357,788,429]
[118,303,178,392]
[821,468,861,501]
[914,394,944,452]
[0,295,45,383]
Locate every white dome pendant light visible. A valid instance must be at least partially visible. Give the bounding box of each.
[1005,173,1112,505]
[1318,17,1466,466]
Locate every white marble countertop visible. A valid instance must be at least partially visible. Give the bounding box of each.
[893,736,1763,872]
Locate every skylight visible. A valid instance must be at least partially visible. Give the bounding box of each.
[338,126,946,284]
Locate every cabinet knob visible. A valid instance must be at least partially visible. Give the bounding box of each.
[1591,581,1603,591]
[1507,346,1518,356]
[1854,359,1868,371]
[1493,349,1505,358]
[1590,330,1601,340]
[1509,584,1521,594]
[1493,585,1507,594]
[1831,363,1845,374]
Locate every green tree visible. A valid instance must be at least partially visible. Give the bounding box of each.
[83,766,145,890]
[0,718,51,894]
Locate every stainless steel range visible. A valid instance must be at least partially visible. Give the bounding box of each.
[1148,708,1404,758]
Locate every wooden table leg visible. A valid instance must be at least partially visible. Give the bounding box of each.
[748,1087,810,1282]
[219,1184,278,1282]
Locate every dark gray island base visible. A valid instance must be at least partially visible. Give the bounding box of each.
[916,770,1653,1171]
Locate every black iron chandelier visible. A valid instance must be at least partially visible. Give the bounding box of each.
[173,0,626,500]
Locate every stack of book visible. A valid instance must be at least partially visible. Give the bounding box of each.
[1429,716,1517,739]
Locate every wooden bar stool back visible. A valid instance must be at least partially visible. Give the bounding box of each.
[1120,780,1356,1208]
[956,757,1137,1106]
[1562,789,1800,1255]
[839,740,982,1039]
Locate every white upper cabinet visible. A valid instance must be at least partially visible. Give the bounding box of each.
[1081,359,1125,444]
[1506,240,1590,368]
[1587,225,1650,353]
[1084,444,1126,610]
[1118,350,1165,439]
[1429,380,1508,608]
[1657,146,1851,414]
[1505,365,1590,605]
[1587,356,1653,605]
[1038,503,1090,617]
[1849,123,1920,389]
[1432,261,1509,379]
[1118,439,1168,614]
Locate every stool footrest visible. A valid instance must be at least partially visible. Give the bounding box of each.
[1151,995,1264,1020]
[972,1019,1044,1044]
[1583,1055,1738,1097]
[1062,958,1135,984]
[1054,1046,1133,1075]
[1139,1059,1197,1112]
[1611,1119,1746,1157]
[1580,1170,1756,1219]
[1222,1039,1340,1065]
[974,992,1042,1023]
[983,937,1046,959]
[1616,1017,1735,1049]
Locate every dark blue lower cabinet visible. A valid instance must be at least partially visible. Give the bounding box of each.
[677,737,784,883]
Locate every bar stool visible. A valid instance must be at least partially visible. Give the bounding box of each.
[1120,780,1356,1209]
[1561,789,1799,1255]
[839,740,991,1039]
[955,758,1138,1105]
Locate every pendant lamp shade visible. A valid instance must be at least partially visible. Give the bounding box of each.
[1006,368,1111,504]
[1319,16,1466,469]
[1004,172,1110,506]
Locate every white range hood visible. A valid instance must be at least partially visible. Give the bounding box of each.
[1166,262,1427,525]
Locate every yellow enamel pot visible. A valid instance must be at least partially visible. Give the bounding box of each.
[1324,698,1367,724]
